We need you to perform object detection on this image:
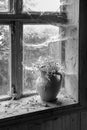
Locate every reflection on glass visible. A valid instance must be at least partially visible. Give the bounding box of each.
[23,0,60,12]
[0,0,9,12]
[0,25,11,96]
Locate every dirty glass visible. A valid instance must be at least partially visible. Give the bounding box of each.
[65,36,78,101]
[23,0,60,12]
[0,0,9,12]
[23,25,61,93]
[0,25,11,96]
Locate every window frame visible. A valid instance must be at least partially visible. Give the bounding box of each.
[0,0,85,110]
[0,0,87,127]
[0,0,87,126]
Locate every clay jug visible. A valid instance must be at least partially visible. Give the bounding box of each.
[36,71,62,102]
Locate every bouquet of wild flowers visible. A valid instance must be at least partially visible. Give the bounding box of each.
[33,57,64,79]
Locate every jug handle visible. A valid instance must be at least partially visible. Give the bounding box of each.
[56,72,62,82]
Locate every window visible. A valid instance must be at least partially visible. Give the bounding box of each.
[0,0,80,118]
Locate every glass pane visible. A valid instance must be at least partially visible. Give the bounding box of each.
[0,25,11,96]
[23,24,78,103]
[23,0,60,12]
[0,0,9,12]
[23,25,60,93]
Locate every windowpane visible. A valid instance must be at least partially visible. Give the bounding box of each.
[23,0,60,12]
[0,0,9,12]
[23,25,61,93]
[0,25,11,96]
[23,24,78,103]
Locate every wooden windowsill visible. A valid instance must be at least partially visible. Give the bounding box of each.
[0,88,78,119]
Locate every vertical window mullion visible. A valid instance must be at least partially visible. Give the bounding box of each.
[11,0,23,99]
[11,22,16,97]
[11,22,23,99]
[15,22,23,98]
[15,0,23,14]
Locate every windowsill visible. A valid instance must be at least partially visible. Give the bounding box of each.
[0,88,77,120]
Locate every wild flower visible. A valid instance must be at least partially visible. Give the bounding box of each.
[33,56,65,78]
